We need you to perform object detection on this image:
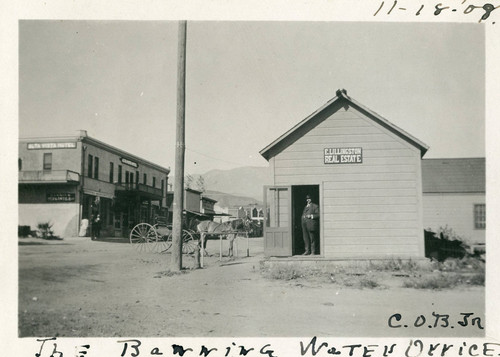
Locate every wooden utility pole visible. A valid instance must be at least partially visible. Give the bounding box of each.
[171,20,187,271]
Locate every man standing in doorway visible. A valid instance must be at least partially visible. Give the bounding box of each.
[302,194,319,255]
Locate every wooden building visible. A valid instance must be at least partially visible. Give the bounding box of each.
[19,131,170,238]
[422,158,485,245]
[260,89,429,259]
[166,188,218,228]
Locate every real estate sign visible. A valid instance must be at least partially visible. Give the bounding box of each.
[324,147,363,164]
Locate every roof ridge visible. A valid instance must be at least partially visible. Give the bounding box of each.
[260,88,429,160]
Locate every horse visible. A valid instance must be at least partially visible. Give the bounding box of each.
[196,217,253,257]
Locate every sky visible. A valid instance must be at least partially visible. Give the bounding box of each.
[19,21,485,175]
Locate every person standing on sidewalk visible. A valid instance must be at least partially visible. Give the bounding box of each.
[91,214,101,240]
[301,194,319,255]
[93,214,101,240]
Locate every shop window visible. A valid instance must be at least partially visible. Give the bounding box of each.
[18,158,22,171]
[94,157,99,180]
[125,171,130,184]
[88,154,93,178]
[152,177,156,188]
[109,162,114,183]
[118,165,122,184]
[143,173,147,185]
[130,172,134,187]
[43,153,52,171]
[474,204,486,229]
[136,171,139,185]
[161,179,164,193]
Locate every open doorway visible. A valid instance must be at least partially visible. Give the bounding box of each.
[291,185,320,256]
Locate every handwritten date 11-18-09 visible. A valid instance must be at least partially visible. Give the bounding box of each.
[374,1,499,22]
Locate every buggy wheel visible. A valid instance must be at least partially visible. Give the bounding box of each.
[182,229,197,254]
[157,228,197,254]
[155,227,173,254]
[129,223,158,253]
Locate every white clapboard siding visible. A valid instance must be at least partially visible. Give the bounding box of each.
[324,240,419,251]
[279,141,411,153]
[276,172,417,183]
[322,204,417,213]
[325,220,418,229]
[331,196,417,206]
[423,193,485,244]
[273,104,424,259]
[323,248,421,258]
[323,180,416,190]
[325,238,419,247]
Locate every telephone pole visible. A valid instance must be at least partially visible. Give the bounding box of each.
[171,20,187,271]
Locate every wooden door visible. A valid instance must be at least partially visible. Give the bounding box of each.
[263,186,292,257]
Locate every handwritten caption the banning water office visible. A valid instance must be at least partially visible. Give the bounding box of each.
[324,147,363,164]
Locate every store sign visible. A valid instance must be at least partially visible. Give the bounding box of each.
[324,147,363,164]
[120,157,138,168]
[27,142,77,150]
[47,193,76,202]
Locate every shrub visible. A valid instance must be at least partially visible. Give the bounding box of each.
[425,227,469,262]
[358,277,379,289]
[262,264,306,280]
[368,258,419,272]
[431,257,485,273]
[36,222,60,240]
[438,225,465,242]
[467,273,485,286]
[403,273,464,289]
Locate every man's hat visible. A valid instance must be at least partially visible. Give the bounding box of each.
[306,194,311,199]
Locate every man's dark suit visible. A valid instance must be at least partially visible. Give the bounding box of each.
[301,202,319,254]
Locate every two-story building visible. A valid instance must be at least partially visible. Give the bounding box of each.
[18,131,170,238]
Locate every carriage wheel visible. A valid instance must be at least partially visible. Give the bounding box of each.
[156,228,197,254]
[182,229,198,254]
[129,223,158,253]
[155,225,173,254]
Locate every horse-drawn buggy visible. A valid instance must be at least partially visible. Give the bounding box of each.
[130,214,257,261]
[129,215,198,253]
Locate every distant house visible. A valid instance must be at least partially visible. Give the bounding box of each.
[422,158,485,245]
[166,188,219,227]
[226,205,264,220]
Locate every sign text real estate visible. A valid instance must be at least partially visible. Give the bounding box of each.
[324,147,363,164]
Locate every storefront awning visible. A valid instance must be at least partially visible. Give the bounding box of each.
[114,183,163,201]
[83,189,114,199]
[184,209,206,217]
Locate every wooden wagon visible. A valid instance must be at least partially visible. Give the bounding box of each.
[129,216,198,254]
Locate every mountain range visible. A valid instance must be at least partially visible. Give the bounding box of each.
[190,166,273,206]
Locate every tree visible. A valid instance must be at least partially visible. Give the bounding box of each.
[185,174,194,189]
[185,174,206,193]
[196,175,206,193]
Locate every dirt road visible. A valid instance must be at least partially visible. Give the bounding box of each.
[18,237,484,337]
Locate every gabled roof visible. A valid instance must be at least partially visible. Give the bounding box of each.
[422,158,485,193]
[259,89,429,160]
